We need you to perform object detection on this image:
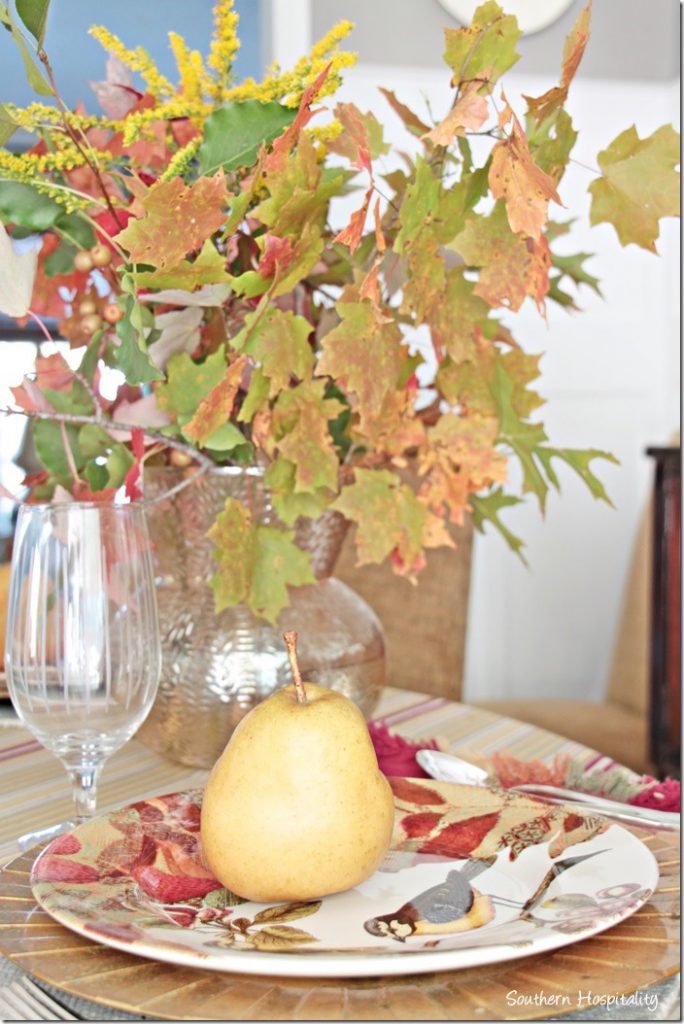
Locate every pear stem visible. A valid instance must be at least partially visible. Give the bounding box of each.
[283,630,307,704]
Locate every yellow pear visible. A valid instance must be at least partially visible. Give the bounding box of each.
[200,631,395,902]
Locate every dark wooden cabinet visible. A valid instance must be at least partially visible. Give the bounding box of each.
[647,447,681,778]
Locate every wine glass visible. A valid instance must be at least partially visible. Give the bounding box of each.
[5,501,161,839]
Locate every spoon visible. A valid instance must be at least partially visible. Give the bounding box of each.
[416,749,680,831]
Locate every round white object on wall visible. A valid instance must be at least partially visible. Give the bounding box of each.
[436,0,577,36]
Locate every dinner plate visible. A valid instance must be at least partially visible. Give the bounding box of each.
[30,779,658,979]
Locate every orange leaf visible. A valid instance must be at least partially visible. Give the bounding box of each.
[525,3,592,122]
[258,234,296,278]
[489,95,562,239]
[331,103,373,174]
[183,356,247,447]
[372,197,386,252]
[423,82,489,145]
[378,88,430,134]
[262,64,330,175]
[114,172,228,269]
[333,186,373,254]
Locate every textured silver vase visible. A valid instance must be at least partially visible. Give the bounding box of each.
[138,467,386,767]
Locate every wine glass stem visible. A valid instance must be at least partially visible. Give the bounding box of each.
[68,765,101,820]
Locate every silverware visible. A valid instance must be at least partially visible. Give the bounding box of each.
[416,749,680,831]
[0,979,78,1020]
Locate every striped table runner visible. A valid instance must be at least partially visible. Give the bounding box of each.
[0,687,597,866]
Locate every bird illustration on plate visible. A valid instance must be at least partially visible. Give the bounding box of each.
[363,848,609,942]
[363,858,495,941]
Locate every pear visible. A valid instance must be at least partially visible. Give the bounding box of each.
[200,630,395,902]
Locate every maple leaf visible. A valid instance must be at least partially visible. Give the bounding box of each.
[357,390,426,461]
[525,3,592,123]
[428,269,490,363]
[424,82,489,146]
[134,240,230,290]
[378,88,430,135]
[317,300,403,431]
[443,1,521,92]
[272,380,344,493]
[489,360,550,509]
[0,221,37,317]
[262,64,330,175]
[148,307,203,371]
[451,202,551,313]
[237,307,314,397]
[419,413,507,524]
[89,53,139,119]
[156,348,226,420]
[329,104,389,173]
[114,172,227,269]
[265,457,333,526]
[332,469,425,569]
[184,356,247,448]
[588,124,680,252]
[258,234,296,279]
[207,498,315,623]
[489,98,562,239]
[552,251,601,298]
[529,109,578,186]
[334,186,373,254]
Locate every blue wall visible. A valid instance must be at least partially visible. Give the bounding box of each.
[0,0,263,111]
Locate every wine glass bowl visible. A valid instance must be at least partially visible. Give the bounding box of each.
[5,501,161,822]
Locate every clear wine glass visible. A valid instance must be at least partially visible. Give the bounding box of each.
[5,501,161,841]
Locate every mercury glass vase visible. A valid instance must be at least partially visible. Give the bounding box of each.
[138,467,386,767]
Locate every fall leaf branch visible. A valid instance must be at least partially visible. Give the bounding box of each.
[37,47,124,229]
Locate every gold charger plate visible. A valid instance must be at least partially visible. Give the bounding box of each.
[0,821,679,1019]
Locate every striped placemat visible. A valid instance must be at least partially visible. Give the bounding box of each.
[0,687,598,866]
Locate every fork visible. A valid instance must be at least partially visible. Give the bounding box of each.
[0,979,78,1020]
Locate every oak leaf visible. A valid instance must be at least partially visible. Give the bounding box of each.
[489,99,561,239]
[525,3,591,122]
[424,82,488,146]
[114,172,227,269]
[317,301,403,431]
[588,124,680,252]
[443,1,521,92]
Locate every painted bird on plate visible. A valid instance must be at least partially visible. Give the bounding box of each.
[363,859,495,942]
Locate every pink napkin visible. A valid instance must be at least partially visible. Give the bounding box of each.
[368,721,438,778]
[369,722,681,811]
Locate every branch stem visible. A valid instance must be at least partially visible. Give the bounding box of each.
[283,630,307,704]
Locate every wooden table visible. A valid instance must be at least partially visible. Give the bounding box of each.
[0,688,679,1020]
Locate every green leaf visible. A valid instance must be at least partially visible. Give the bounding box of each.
[250,526,315,624]
[272,380,344,495]
[32,420,84,483]
[207,497,315,624]
[552,251,601,297]
[202,887,247,909]
[238,307,314,396]
[198,100,295,176]
[156,348,226,419]
[114,294,163,385]
[443,0,521,91]
[252,901,322,924]
[0,180,62,231]
[0,102,18,146]
[200,420,246,452]
[43,239,75,277]
[265,458,331,526]
[133,239,230,290]
[43,381,93,415]
[15,0,50,44]
[470,487,526,562]
[534,447,618,505]
[78,424,112,458]
[54,211,96,250]
[332,468,427,568]
[84,461,109,492]
[0,3,52,95]
[589,124,680,252]
[530,109,577,186]
[489,361,549,509]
